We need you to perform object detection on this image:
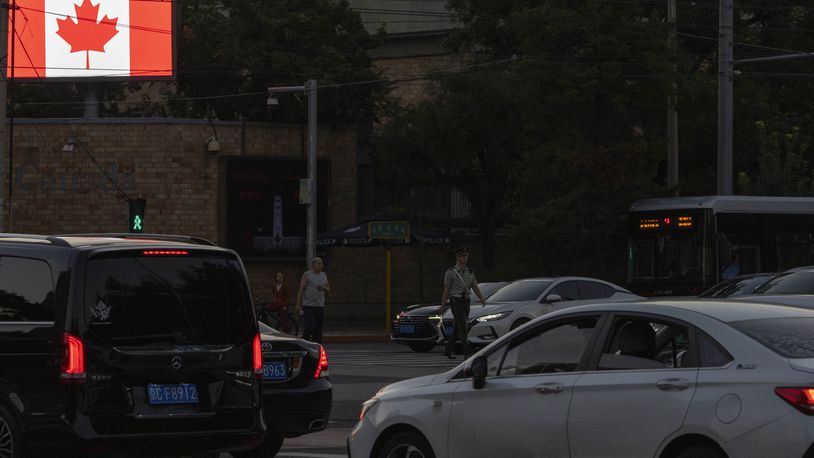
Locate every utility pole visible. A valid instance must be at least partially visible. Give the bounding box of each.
[305,79,317,267]
[0,0,8,232]
[717,0,734,195]
[267,80,318,269]
[667,0,678,195]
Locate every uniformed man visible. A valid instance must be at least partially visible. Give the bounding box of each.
[439,247,487,359]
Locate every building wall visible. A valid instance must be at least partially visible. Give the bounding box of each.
[8,118,455,323]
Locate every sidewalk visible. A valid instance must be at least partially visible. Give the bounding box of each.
[322,320,390,343]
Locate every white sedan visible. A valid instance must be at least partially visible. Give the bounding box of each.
[463,276,641,347]
[349,299,814,458]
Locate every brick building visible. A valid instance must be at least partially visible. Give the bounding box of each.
[6,117,453,324]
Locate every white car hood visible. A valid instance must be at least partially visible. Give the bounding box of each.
[377,374,440,397]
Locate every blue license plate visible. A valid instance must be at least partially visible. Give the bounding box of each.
[147,383,198,405]
[445,325,454,336]
[399,324,415,334]
[263,361,287,380]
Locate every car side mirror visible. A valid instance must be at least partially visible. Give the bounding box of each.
[471,355,487,390]
[543,294,562,304]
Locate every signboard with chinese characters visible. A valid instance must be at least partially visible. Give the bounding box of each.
[369,221,410,241]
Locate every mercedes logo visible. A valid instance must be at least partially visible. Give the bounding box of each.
[171,356,182,370]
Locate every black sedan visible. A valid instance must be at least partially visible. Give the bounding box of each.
[391,281,508,352]
[236,322,332,457]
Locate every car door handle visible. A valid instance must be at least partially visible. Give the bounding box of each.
[656,378,690,391]
[535,383,563,395]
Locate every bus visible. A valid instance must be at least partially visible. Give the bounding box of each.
[628,195,814,296]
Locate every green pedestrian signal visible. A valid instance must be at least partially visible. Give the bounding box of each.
[128,198,146,233]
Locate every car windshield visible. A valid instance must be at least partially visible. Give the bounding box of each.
[752,271,814,295]
[479,282,507,299]
[487,280,553,302]
[731,317,814,358]
[699,275,774,298]
[84,254,254,346]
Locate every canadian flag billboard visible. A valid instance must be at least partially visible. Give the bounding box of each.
[9,0,173,79]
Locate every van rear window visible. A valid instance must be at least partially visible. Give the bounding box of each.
[84,255,253,346]
[731,318,814,358]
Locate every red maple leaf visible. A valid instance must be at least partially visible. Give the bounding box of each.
[56,0,119,70]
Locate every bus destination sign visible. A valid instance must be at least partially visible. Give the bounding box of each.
[637,215,693,231]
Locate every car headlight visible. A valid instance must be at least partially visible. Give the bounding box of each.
[476,311,512,322]
[428,315,442,320]
[358,398,379,421]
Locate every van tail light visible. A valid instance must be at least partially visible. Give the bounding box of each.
[252,333,263,376]
[775,387,814,415]
[61,332,86,382]
[314,345,329,379]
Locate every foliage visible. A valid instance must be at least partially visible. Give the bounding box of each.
[737,123,812,196]
[373,69,525,269]
[375,0,674,274]
[372,0,814,277]
[173,0,387,123]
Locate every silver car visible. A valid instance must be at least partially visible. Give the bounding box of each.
[350,300,814,458]
[463,277,641,347]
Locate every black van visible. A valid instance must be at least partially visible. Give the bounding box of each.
[0,234,265,456]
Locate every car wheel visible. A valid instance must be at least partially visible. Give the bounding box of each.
[231,432,284,458]
[0,404,21,458]
[674,444,726,458]
[510,318,530,331]
[408,343,435,353]
[377,430,435,458]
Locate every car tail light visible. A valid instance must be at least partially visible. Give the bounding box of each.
[314,345,329,379]
[142,250,189,256]
[252,333,263,376]
[776,387,814,415]
[61,332,86,382]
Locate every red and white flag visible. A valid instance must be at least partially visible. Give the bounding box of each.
[9,0,173,79]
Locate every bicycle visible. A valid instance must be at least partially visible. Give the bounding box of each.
[255,297,300,336]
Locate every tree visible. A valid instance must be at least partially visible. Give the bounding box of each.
[737,122,812,196]
[373,69,524,270]
[374,0,673,274]
[173,0,388,124]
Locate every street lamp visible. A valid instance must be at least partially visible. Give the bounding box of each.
[268,80,317,268]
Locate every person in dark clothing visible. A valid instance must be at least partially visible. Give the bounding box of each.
[267,272,290,333]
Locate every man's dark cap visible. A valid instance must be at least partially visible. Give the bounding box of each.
[454,247,469,256]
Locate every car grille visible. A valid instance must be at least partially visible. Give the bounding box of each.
[394,316,436,338]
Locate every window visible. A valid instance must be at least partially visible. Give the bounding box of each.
[0,257,54,322]
[84,255,254,346]
[698,332,732,367]
[492,317,598,376]
[598,317,692,370]
[753,272,814,295]
[731,318,814,358]
[550,281,579,301]
[487,280,553,302]
[579,281,614,299]
[225,157,330,258]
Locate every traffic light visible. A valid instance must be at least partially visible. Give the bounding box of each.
[128,198,146,233]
